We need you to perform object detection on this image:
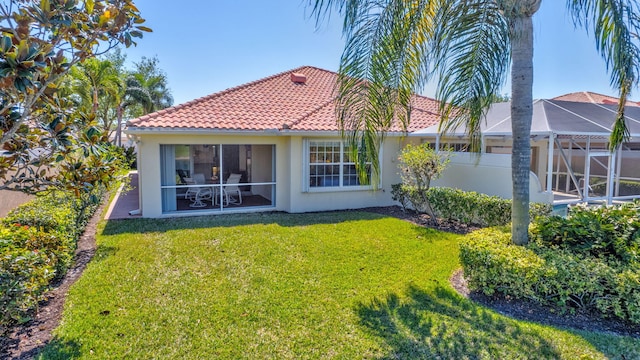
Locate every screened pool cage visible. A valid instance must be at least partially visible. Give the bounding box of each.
[413,99,640,205]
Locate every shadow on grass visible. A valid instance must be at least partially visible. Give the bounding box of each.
[4,337,83,360]
[33,337,82,360]
[102,210,391,235]
[356,285,562,359]
[91,244,118,263]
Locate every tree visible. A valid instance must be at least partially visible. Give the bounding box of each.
[111,55,173,146]
[392,143,450,222]
[129,56,173,115]
[310,0,640,245]
[69,57,123,136]
[0,0,149,191]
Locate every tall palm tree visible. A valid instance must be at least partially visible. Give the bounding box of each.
[310,0,640,245]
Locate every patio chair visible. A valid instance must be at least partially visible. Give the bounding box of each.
[185,173,208,207]
[223,173,243,205]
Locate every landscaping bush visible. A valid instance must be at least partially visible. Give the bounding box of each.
[0,189,105,328]
[0,230,56,325]
[459,227,547,299]
[392,185,552,226]
[461,202,640,324]
[530,202,640,264]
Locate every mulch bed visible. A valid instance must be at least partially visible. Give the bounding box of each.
[1,205,637,359]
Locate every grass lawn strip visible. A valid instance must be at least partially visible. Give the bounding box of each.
[39,212,638,359]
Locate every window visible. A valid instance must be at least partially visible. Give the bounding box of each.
[426,141,469,152]
[306,140,372,189]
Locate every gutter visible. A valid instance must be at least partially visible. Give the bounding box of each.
[125,127,412,138]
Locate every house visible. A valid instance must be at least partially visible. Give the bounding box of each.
[414,99,640,205]
[125,66,441,217]
[552,91,640,107]
[125,65,640,218]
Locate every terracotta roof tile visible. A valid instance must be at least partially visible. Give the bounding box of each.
[552,91,640,107]
[126,66,441,133]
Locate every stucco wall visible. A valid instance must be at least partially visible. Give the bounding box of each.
[432,152,554,203]
[0,190,34,218]
[285,136,404,213]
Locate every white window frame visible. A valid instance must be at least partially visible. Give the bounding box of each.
[302,139,377,192]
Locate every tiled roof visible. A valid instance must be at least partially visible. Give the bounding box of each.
[552,91,640,107]
[126,66,441,133]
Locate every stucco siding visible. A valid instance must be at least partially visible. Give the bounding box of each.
[432,152,553,203]
[285,136,404,213]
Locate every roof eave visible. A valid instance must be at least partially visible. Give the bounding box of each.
[125,127,284,136]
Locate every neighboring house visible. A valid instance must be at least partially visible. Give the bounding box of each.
[552,91,640,107]
[414,99,640,205]
[125,66,441,217]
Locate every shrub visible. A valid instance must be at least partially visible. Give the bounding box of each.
[3,193,78,238]
[394,143,450,221]
[459,227,547,299]
[0,188,106,329]
[530,202,640,264]
[393,186,552,227]
[461,203,640,324]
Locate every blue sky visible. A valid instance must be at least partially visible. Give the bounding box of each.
[123,1,637,105]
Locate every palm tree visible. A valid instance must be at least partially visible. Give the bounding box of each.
[113,57,173,146]
[69,58,123,135]
[310,0,640,245]
[129,56,173,115]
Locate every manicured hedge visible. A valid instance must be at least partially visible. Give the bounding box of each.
[0,190,103,328]
[461,201,640,324]
[392,185,552,226]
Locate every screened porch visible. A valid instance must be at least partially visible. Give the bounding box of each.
[160,144,275,213]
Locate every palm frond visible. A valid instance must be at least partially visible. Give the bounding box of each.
[568,0,640,149]
[316,0,438,187]
[434,0,510,153]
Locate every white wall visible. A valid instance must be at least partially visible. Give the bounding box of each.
[432,153,554,203]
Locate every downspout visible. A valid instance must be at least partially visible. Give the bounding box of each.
[129,135,142,216]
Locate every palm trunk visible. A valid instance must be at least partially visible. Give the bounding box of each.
[510,14,534,245]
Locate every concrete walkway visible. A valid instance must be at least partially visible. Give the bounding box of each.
[104,172,141,220]
[0,190,34,218]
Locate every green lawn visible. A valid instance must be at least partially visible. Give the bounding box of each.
[39,212,638,359]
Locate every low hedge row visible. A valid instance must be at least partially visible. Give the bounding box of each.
[461,202,640,324]
[0,190,103,327]
[392,185,552,226]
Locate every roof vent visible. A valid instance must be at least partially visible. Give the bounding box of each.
[291,72,307,84]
